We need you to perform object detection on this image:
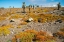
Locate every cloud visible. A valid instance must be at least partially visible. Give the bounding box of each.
[28,0,37,4]
[41,2,58,7]
[28,0,58,7]
[28,0,47,5]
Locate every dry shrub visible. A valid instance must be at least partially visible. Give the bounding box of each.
[11,30,55,42]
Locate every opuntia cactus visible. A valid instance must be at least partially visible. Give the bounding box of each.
[22,2,26,13]
[57,2,61,10]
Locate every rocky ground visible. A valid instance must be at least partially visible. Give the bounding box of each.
[0,21,64,42]
[0,8,64,42]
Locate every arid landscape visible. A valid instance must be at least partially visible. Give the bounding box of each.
[0,1,64,42]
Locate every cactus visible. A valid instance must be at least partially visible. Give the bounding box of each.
[29,5,31,13]
[57,2,61,10]
[22,2,26,13]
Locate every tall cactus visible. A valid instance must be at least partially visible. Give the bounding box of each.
[57,2,61,10]
[33,5,35,9]
[29,5,31,13]
[22,2,25,13]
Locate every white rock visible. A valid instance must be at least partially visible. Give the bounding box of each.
[29,18,33,21]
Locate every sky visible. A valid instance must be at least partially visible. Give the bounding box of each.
[0,0,64,8]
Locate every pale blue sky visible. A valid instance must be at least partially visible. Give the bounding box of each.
[0,0,64,8]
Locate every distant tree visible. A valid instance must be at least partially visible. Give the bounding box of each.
[29,5,32,8]
[9,6,11,8]
[30,5,32,8]
[22,2,26,13]
[0,7,4,9]
[37,5,39,7]
[57,2,61,10]
[13,6,14,8]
